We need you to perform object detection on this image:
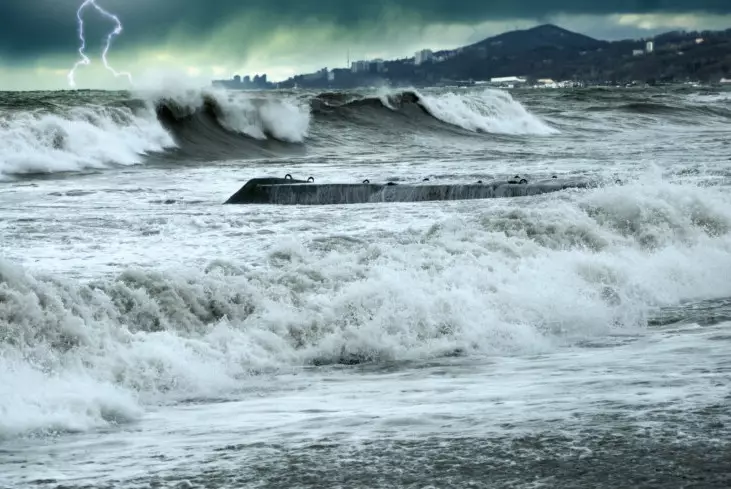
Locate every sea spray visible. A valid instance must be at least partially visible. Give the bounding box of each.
[415,88,559,135]
[150,86,311,143]
[0,105,175,178]
[3,176,731,438]
[0,86,566,179]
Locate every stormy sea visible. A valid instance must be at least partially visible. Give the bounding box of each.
[1,83,731,488]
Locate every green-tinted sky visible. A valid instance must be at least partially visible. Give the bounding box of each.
[1,1,730,90]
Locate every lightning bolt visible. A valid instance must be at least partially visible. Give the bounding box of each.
[68,0,133,88]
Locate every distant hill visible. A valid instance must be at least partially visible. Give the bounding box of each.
[411,23,731,84]
[387,24,617,83]
[466,24,608,54]
[271,24,731,89]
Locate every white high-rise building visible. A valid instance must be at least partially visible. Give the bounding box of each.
[414,49,433,65]
[646,41,654,53]
[350,60,369,73]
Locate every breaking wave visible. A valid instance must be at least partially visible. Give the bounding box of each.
[311,88,558,135]
[152,89,311,160]
[0,87,555,178]
[2,179,731,438]
[0,103,175,178]
[2,83,727,180]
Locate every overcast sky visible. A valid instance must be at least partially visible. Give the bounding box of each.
[1,0,730,91]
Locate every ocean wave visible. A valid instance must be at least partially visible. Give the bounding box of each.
[151,89,310,160]
[584,100,731,119]
[2,179,731,438]
[0,103,174,179]
[5,84,727,181]
[0,86,560,178]
[312,88,558,135]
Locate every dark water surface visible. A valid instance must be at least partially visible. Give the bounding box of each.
[1,84,730,488]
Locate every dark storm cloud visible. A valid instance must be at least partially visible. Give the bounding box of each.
[1,0,729,61]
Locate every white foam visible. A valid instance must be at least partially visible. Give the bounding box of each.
[0,80,313,179]
[137,84,311,143]
[0,359,142,439]
[0,105,175,179]
[687,92,731,104]
[2,174,731,438]
[416,88,558,135]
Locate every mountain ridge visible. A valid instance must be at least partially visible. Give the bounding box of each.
[251,24,731,88]
[466,24,608,53]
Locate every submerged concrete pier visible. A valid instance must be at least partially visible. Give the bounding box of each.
[224,174,591,205]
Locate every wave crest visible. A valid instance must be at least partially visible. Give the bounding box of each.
[0,86,557,178]
[419,88,558,135]
[0,103,174,179]
[312,88,558,135]
[154,88,311,144]
[3,179,731,438]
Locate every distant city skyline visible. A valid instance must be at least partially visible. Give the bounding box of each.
[211,24,729,92]
[2,1,731,90]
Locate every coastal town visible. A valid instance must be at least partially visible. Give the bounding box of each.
[213,24,731,90]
